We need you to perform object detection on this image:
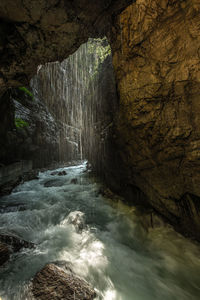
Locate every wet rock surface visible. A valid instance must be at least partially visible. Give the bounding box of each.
[44,179,63,188]
[32,263,96,300]
[58,170,67,176]
[66,211,86,233]
[0,163,39,197]
[0,233,34,252]
[70,178,78,184]
[0,233,34,267]
[0,178,21,197]
[0,242,10,266]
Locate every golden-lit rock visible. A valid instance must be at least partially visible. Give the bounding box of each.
[110,0,200,239]
[32,263,96,300]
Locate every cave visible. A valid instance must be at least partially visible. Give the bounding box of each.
[1,1,200,299]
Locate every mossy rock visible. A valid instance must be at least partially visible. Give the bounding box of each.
[18,87,34,99]
[15,118,29,129]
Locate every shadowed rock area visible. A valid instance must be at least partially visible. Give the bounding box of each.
[0,243,10,266]
[0,233,34,267]
[0,0,132,95]
[0,233,34,252]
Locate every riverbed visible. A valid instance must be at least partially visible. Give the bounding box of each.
[0,162,200,299]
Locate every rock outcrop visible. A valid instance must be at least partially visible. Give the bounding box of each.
[32,263,96,300]
[0,84,75,168]
[0,233,34,251]
[110,0,200,239]
[0,233,34,266]
[0,160,35,196]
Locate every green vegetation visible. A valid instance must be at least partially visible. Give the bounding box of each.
[15,118,29,128]
[88,37,111,62]
[18,86,34,99]
[87,37,112,76]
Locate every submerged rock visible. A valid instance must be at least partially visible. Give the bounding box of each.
[0,233,34,267]
[0,202,27,213]
[50,170,67,176]
[70,178,78,184]
[50,171,57,176]
[0,242,10,266]
[99,187,122,202]
[44,179,63,187]
[32,263,96,300]
[58,171,67,176]
[66,211,86,233]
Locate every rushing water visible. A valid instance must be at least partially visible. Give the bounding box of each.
[0,162,200,300]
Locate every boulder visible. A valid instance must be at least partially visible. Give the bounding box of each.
[50,171,67,176]
[32,263,96,300]
[0,242,10,266]
[0,233,34,252]
[66,211,86,233]
[50,171,58,176]
[70,178,78,184]
[58,170,67,176]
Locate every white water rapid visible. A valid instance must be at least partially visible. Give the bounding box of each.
[0,162,200,299]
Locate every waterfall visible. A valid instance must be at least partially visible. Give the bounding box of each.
[31,38,114,167]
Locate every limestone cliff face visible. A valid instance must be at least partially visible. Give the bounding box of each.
[110,0,200,238]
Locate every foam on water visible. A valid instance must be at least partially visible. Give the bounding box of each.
[0,162,200,300]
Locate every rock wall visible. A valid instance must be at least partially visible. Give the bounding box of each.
[110,0,200,239]
[0,87,70,168]
[31,61,82,161]
[1,0,200,239]
[0,0,132,96]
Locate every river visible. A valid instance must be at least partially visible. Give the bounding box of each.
[0,162,200,299]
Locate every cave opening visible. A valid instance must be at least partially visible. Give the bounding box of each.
[30,37,117,171]
[0,37,118,177]
[1,1,200,299]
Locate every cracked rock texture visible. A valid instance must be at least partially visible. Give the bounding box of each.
[32,263,96,300]
[110,0,200,239]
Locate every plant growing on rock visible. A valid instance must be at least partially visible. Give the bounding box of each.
[15,118,29,128]
[18,87,34,99]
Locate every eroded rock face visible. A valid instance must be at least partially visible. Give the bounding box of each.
[0,0,132,95]
[32,263,96,300]
[110,0,200,239]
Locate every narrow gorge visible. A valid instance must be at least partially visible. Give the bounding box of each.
[0,1,200,299]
